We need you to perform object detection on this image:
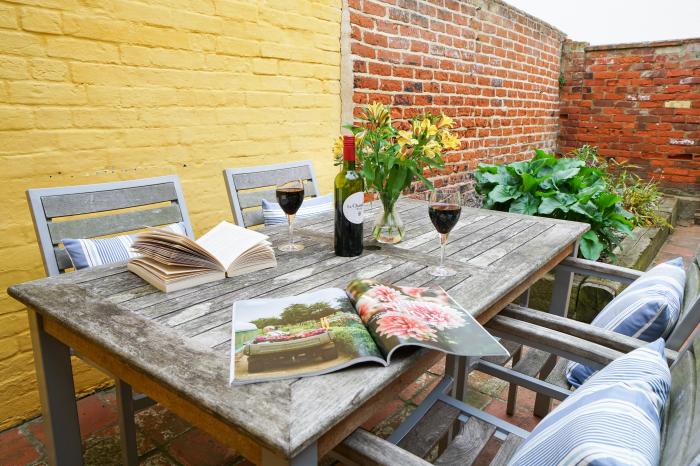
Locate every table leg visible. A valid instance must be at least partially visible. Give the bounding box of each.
[533,241,579,417]
[262,443,317,466]
[548,241,579,318]
[116,380,139,466]
[28,310,84,466]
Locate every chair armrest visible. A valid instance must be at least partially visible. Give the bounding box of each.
[501,304,678,365]
[333,429,432,466]
[486,315,624,370]
[555,256,643,285]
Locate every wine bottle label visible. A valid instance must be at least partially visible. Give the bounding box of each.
[342,191,364,224]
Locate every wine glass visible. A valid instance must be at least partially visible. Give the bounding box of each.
[275,179,305,252]
[428,188,462,277]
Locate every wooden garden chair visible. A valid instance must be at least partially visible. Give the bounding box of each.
[332,302,692,466]
[487,254,700,417]
[222,160,320,228]
[26,175,193,466]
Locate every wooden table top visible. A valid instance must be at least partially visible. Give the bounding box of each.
[8,197,588,460]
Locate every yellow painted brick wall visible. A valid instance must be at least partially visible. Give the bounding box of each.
[0,0,341,430]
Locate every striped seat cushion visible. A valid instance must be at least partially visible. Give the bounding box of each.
[510,339,671,466]
[63,222,187,270]
[566,257,685,387]
[261,194,332,227]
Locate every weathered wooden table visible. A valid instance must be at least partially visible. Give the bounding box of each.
[8,198,588,466]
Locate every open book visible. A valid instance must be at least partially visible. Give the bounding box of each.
[230,279,508,384]
[128,221,276,293]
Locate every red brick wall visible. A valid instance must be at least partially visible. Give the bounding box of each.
[559,39,700,195]
[347,0,565,194]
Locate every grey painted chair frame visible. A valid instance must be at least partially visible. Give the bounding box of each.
[498,255,700,417]
[26,175,193,466]
[335,307,696,466]
[223,160,320,228]
[27,175,194,276]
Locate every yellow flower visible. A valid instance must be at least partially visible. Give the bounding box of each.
[440,130,461,150]
[332,135,343,157]
[414,118,438,137]
[411,119,422,136]
[366,101,390,127]
[423,139,441,158]
[368,101,384,117]
[397,130,418,147]
[438,113,454,128]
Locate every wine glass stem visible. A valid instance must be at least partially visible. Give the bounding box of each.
[439,233,448,268]
[288,215,295,247]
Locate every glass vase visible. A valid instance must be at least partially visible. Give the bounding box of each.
[372,194,405,244]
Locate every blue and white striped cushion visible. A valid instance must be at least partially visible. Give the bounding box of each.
[63,222,187,270]
[510,339,670,466]
[261,194,332,227]
[566,257,685,387]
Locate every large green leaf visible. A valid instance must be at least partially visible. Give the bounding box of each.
[534,149,556,161]
[579,231,605,260]
[538,196,566,215]
[477,163,498,174]
[488,185,521,204]
[608,212,634,234]
[570,201,600,220]
[594,191,620,210]
[508,161,530,175]
[551,158,585,182]
[520,173,542,193]
[509,193,539,215]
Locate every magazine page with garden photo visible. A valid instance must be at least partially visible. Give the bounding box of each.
[230,279,507,384]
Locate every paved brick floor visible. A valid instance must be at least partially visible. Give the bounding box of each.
[2,222,699,466]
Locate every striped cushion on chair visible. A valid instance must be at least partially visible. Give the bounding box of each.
[63,222,187,270]
[510,339,670,466]
[566,257,685,387]
[261,194,332,227]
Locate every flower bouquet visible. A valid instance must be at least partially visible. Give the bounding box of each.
[333,102,461,243]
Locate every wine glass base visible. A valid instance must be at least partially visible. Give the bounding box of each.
[428,265,456,277]
[279,243,304,252]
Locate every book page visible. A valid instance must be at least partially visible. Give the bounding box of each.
[346,280,509,364]
[196,221,270,271]
[229,288,385,385]
[134,229,221,269]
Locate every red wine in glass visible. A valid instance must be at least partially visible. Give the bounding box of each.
[275,180,305,252]
[276,187,304,215]
[428,189,462,277]
[429,204,461,234]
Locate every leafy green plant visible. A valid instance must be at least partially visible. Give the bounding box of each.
[570,145,670,229]
[475,149,635,261]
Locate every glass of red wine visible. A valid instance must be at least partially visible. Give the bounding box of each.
[428,188,462,277]
[276,179,305,252]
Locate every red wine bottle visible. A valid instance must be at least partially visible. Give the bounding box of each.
[334,135,364,256]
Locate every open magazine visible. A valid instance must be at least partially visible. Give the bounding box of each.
[229,279,508,384]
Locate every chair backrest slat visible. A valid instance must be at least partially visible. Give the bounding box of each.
[223,161,320,228]
[47,204,183,244]
[40,182,178,218]
[661,331,700,465]
[230,164,315,190]
[666,255,700,351]
[27,176,193,276]
[54,247,73,271]
[236,182,316,210]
